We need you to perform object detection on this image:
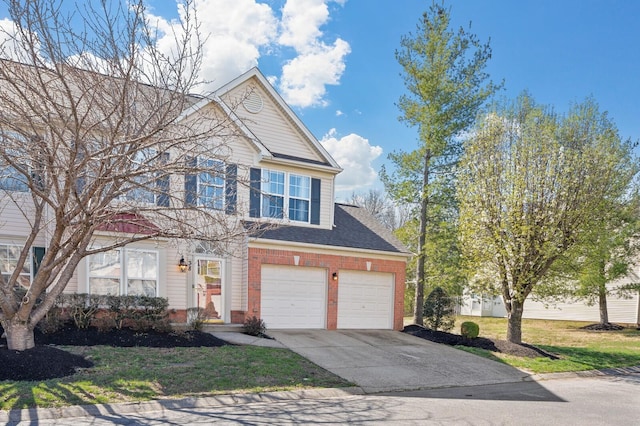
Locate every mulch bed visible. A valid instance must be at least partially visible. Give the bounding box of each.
[402,324,559,359]
[580,322,625,331]
[0,326,230,382]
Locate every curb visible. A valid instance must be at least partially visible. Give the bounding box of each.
[529,365,640,382]
[0,387,364,424]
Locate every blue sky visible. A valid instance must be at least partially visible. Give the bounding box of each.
[3,1,639,200]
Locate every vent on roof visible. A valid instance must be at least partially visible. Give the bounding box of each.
[243,91,263,113]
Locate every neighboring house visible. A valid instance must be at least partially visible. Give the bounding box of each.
[0,67,410,330]
[460,271,640,324]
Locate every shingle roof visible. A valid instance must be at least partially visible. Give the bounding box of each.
[251,203,411,255]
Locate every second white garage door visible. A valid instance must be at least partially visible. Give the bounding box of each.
[337,270,394,329]
[261,265,327,329]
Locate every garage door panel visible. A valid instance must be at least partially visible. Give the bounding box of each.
[261,265,327,329]
[338,271,394,329]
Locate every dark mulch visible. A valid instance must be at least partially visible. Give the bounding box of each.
[1,326,230,382]
[403,324,559,359]
[580,322,625,331]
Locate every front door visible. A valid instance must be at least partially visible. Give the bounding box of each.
[194,258,224,322]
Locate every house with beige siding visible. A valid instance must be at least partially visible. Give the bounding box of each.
[460,272,640,325]
[0,67,410,330]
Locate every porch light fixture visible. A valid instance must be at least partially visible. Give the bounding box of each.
[332,272,338,281]
[178,256,191,273]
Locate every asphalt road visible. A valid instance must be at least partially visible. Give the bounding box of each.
[7,374,640,425]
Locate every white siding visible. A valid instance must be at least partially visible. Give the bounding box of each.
[165,245,187,309]
[224,82,325,162]
[461,290,640,324]
[523,292,640,323]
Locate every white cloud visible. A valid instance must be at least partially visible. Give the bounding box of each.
[1,0,349,107]
[320,129,383,194]
[149,0,279,90]
[335,110,343,116]
[279,38,350,107]
[277,0,350,107]
[0,18,37,62]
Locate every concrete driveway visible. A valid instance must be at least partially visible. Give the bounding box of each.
[269,329,529,393]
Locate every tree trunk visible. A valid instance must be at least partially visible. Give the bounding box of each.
[598,283,609,325]
[413,150,432,326]
[506,300,524,344]
[4,321,35,351]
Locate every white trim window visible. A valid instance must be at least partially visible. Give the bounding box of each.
[0,243,30,288]
[261,169,310,222]
[261,169,285,218]
[198,158,225,210]
[288,174,311,222]
[120,149,169,206]
[88,248,158,296]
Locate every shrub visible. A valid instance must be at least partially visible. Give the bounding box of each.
[243,316,266,337]
[93,316,116,333]
[36,306,65,334]
[63,294,104,329]
[187,307,206,331]
[461,321,480,339]
[423,286,455,331]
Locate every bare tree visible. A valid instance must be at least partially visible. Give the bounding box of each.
[0,0,252,350]
[348,189,411,231]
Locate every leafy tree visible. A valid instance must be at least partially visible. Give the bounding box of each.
[540,195,640,326]
[0,0,250,350]
[458,94,637,343]
[423,286,455,331]
[382,1,500,325]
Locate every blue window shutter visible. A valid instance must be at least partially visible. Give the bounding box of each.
[32,246,45,276]
[225,163,237,214]
[310,178,321,225]
[185,156,198,206]
[249,167,261,218]
[156,152,170,207]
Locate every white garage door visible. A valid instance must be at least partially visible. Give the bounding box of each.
[261,265,327,329]
[337,270,394,329]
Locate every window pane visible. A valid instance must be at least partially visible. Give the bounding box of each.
[0,244,30,276]
[262,194,284,218]
[90,278,120,295]
[289,198,309,222]
[198,158,225,210]
[263,170,284,195]
[88,250,121,295]
[89,251,121,278]
[127,279,157,297]
[127,250,157,279]
[289,175,310,198]
[122,148,156,203]
[0,166,29,192]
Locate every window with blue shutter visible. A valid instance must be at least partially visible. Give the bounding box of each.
[249,167,261,218]
[310,178,321,225]
[250,168,320,224]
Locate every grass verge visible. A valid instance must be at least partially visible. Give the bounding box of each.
[452,316,640,374]
[0,345,351,411]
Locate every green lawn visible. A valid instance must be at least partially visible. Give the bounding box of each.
[0,345,351,411]
[451,316,640,374]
